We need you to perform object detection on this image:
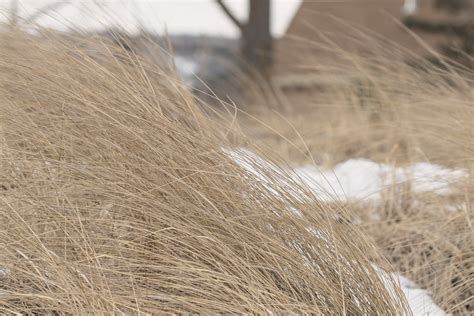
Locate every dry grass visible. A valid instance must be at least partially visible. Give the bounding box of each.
[239,35,473,314]
[0,29,410,314]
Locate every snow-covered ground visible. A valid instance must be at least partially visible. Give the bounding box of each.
[229,148,461,315]
[296,159,467,202]
[0,0,302,38]
[395,274,447,316]
[376,266,447,316]
[229,148,467,203]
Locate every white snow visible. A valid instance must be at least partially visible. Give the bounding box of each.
[0,0,303,38]
[386,272,447,315]
[227,148,314,204]
[296,159,467,202]
[396,274,447,316]
[228,149,468,203]
[374,264,447,315]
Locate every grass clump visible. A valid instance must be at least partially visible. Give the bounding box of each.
[0,30,407,314]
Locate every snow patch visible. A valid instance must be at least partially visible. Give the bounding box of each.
[228,149,467,203]
[373,265,447,315]
[391,273,447,316]
[296,159,467,202]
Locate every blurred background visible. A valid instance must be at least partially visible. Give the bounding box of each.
[1,0,472,101]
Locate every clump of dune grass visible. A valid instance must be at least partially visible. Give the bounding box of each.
[0,29,409,314]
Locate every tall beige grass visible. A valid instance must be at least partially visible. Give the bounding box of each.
[239,30,473,314]
[0,29,409,314]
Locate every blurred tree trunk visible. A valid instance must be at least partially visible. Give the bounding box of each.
[216,0,273,75]
[242,0,272,72]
